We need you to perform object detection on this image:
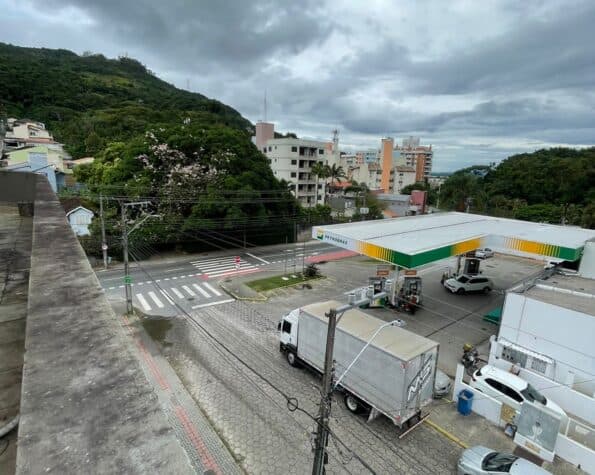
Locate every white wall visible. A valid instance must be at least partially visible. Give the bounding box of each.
[499,293,595,392]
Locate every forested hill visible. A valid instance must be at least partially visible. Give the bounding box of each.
[438,147,595,228]
[0,42,252,157]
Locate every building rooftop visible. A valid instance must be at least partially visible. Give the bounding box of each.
[524,272,595,316]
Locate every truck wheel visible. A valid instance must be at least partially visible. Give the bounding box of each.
[483,287,491,294]
[286,351,298,367]
[345,394,361,414]
[457,288,465,295]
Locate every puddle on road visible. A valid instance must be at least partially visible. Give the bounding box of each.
[141,316,173,347]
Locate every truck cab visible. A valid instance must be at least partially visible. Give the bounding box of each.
[278,309,299,365]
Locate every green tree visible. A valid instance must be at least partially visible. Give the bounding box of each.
[311,162,329,207]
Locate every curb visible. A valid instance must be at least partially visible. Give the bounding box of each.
[423,418,469,449]
[218,281,268,302]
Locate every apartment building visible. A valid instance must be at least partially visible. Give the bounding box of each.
[264,137,330,206]
[395,136,433,182]
[394,165,417,193]
[3,118,55,149]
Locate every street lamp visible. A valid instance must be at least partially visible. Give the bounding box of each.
[333,319,405,390]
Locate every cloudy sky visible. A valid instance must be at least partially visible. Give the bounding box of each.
[1,0,594,171]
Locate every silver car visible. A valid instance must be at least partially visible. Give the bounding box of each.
[457,446,550,474]
[434,369,452,398]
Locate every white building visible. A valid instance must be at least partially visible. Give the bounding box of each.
[66,206,94,236]
[394,165,417,194]
[4,119,54,149]
[264,137,330,206]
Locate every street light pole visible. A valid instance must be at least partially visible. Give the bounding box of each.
[100,193,108,269]
[334,319,404,390]
[121,201,157,315]
[121,204,133,315]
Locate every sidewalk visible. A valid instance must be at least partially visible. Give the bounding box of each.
[426,400,585,474]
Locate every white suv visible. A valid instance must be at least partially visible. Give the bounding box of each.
[444,274,493,294]
[470,365,566,421]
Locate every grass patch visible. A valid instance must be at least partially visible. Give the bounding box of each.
[246,273,324,292]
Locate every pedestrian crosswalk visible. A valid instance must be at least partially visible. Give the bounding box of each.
[133,281,224,312]
[190,256,259,277]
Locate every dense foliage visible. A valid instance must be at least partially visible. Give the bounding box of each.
[0,42,252,157]
[438,148,595,228]
[73,122,301,254]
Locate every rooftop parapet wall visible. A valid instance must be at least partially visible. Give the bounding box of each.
[11,174,192,474]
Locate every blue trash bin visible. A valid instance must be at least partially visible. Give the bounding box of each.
[457,389,474,415]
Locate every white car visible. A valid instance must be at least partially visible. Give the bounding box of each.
[457,445,550,474]
[444,274,494,294]
[470,365,566,421]
[475,248,495,259]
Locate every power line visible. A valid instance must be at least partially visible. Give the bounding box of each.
[126,251,378,473]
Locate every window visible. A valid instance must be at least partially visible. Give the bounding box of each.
[291,159,297,165]
[482,452,518,472]
[530,358,547,374]
[318,149,324,154]
[520,384,547,405]
[485,378,504,393]
[457,276,470,283]
[291,146,298,152]
[501,384,523,403]
[290,172,296,178]
[282,321,292,334]
[268,146,272,151]
[263,147,267,152]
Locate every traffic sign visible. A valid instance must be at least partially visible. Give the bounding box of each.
[101,243,108,251]
[124,275,132,284]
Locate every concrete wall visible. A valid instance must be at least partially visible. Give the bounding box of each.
[0,171,37,202]
[556,435,595,474]
[8,173,193,474]
[499,292,595,393]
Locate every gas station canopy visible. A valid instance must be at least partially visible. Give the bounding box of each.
[313,212,595,269]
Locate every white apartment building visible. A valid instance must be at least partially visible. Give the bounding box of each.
[4,119,54,149]
[264,138,330,206]
[394,165,417,194]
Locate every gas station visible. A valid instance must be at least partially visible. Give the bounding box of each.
[313,212,595,311]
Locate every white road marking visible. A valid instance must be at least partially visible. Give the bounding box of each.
[172,276,178,280]
[165,267,186,272]
[108,286,115,290]
[156,279,161,282]
[137,282,143,286]
[193,283,210,298]
[182,285,196,296]
[160,289,175,305]
[170,287,184,298]
[202,282,222,296]
[180,275,186,278]
[148,291,164,308]
[119,285,124,288]
[164,278,170,281]
[191,298,234,309]
[136,293,151,311]
[245,252,270,264]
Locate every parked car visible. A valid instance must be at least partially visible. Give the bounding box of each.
[470,365,566,421]
[434,369,452,398]
[444,274,494,294]
[475,248,494,259]
[457,445,550,474]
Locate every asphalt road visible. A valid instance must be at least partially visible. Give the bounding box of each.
[97,241,341,316]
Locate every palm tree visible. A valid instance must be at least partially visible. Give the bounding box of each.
[328,163,346,186]
[310,162,329,207]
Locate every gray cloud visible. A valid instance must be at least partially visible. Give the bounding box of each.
[1,0,593,171]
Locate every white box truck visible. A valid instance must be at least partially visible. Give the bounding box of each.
[279,300,439,428]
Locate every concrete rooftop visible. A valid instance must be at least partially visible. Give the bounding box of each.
[527,273,595,316]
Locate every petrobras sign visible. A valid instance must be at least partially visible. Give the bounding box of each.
[313,227,356,251]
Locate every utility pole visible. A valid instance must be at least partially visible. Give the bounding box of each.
[293,222,298,273]
[121,204,133,315]
[312,308,337,475]
[311,291,387,475]
[100,193,108,269]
